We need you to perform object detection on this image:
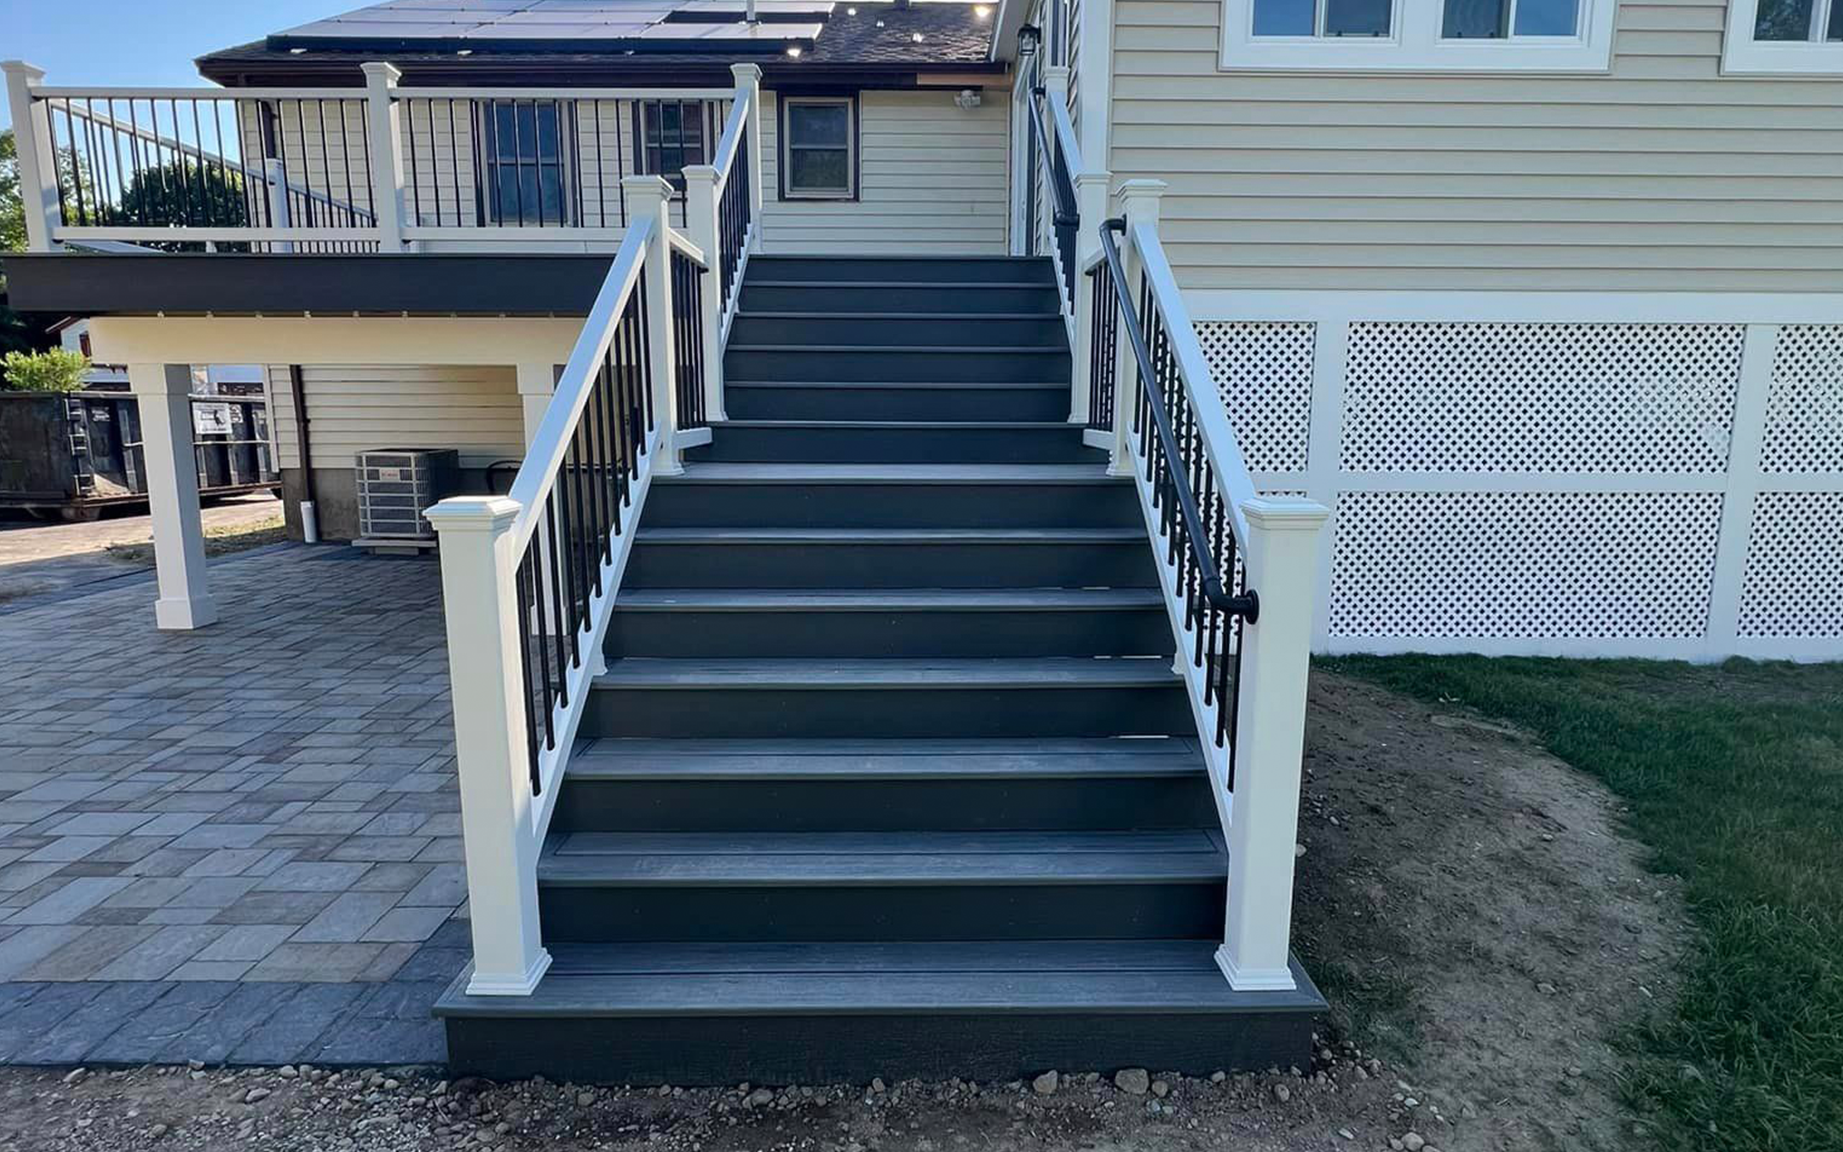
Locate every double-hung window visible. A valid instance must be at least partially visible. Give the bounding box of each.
[1723,0,1843,72]
[479,100,573,226]
[780,96,855,200]
[1222,0,1616,69]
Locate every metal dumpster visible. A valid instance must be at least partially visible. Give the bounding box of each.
[0,391,279,520]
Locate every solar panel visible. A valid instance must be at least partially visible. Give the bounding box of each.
[277,0,836,45]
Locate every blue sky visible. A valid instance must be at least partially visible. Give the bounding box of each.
[2,0,347,128]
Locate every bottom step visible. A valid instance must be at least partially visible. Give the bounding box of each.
[436,941,1324,1083]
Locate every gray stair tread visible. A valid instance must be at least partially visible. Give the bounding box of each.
[745,280,1052,290]
[665,464,1119,485]
[725,380,1069,390]
[713,420,1079,430]
[729,345,1067,354]
[738,312,1065,320]
[436,942,1321,1017]
[635,527,1146,543]
[568,737,1203,779]
[615,589,1164,611]
[594,658,1181,689]
[541,829,1225,884]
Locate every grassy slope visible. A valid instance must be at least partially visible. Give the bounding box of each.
[1323,656,1843,1152]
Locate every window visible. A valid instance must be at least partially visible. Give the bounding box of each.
[780,97,855,200]
[637,101,710,188]
[1223,0,1615,68]
[479,101,573,226]
[1723,0,1843,72]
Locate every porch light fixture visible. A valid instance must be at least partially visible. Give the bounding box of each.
[1017,23,1041,53]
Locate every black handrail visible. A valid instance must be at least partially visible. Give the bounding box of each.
[1026,86,1079,312]
[1097,219,1258,624]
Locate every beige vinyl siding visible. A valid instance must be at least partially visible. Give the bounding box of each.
[760,89,1012,255]
[1108,0,1843,292]
[264,364,524,471]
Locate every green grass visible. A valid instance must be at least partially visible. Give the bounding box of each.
[1324,656,1843,1152]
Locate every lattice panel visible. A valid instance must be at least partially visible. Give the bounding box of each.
[1195,321,1314,474]
[1738,492,1843,638]
[1760,325,1843,474]
[1329,491,1723,639]
[1340,323,1743,475]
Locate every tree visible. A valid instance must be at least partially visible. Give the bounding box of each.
[0,130,26,253]
[115,159,249,229]
[2,348,90,392]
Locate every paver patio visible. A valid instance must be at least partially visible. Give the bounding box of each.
[0,544,469,1065]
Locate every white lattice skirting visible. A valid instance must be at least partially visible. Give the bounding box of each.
[1191,293,1843,661]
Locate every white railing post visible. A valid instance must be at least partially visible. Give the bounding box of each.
[1110,179,1165,476]
[3,61,59,251]
[682,164,727,422]
[264,158,295,254]
[1217,496,1330,992]
[732,63,764,251]
[424,496,553,997]
[625,175,683,475]
[360,62,407,251]
[1070,169,1109,426]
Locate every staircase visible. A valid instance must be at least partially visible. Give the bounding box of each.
[434,255,1324,1084]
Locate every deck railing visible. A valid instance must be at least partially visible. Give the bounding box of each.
[3,59,762,256]
[1084,179,1330,994]
[424,173,713,997]
[1024,64,1081,330]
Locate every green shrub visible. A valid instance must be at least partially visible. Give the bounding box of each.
[2,348,91,392]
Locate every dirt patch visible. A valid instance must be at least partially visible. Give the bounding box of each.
[0,671,1689,1152]
[1293,671,1691,1151]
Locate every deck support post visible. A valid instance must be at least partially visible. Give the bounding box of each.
[3,61,58,252]
[264,158,295,254]
[1217,496,1330,992]
[360,62,407,252]
[1069,169,1110,427]
[624,175,683,476]
[425,496,552,996]
[682,164,728,423]
[127,363,218,631]
[1109,179,1164,477]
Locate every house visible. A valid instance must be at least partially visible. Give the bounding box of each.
[2,0,1837,1082]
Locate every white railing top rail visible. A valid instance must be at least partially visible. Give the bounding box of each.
[708,85,754,194]
[31,84,371,101]
[1125,219,1261,547]
[1042,89,1083,182]
[505,214,653,550]
[665,228,708,268]
[393,85,734,101]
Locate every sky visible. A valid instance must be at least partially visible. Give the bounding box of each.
[1,0,348,129]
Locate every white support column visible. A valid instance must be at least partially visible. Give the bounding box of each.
[3,61,59,252]
[624,175,683,476]
[732,63,765,251]
[682,164,727,422]
[516,363,558,445]
[424,497,552,996]
[1008,35,1040,256]
[1217,496,1330,993]
[264,158,295,254]
[361,62,407,252]
[1069,169,1110,426]
[127,363,218,631]
[1075,0,1114,182]
[1108,179,1164,477]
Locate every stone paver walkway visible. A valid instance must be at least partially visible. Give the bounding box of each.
[0,494,283,604]
[0,545,469,1066]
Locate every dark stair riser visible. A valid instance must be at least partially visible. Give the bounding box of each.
[725,348,1072,385]
[726,384,1069,422]
[581,682,1194,739]
[606,604,1177,659]
[550,772,1218,833]
[728,314,1066,347]
[739,284,1058,314]
[688,423,1094,464]
[645,480,1140,530]
[624,537,1160,590]
[537,879,1225,944]
[745,257,1057,285]
[445,1010,1314,1085]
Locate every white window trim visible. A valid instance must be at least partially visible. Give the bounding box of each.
[1722,0,1843,74]
[1219,0,1616,71]
[780,96,857,201]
